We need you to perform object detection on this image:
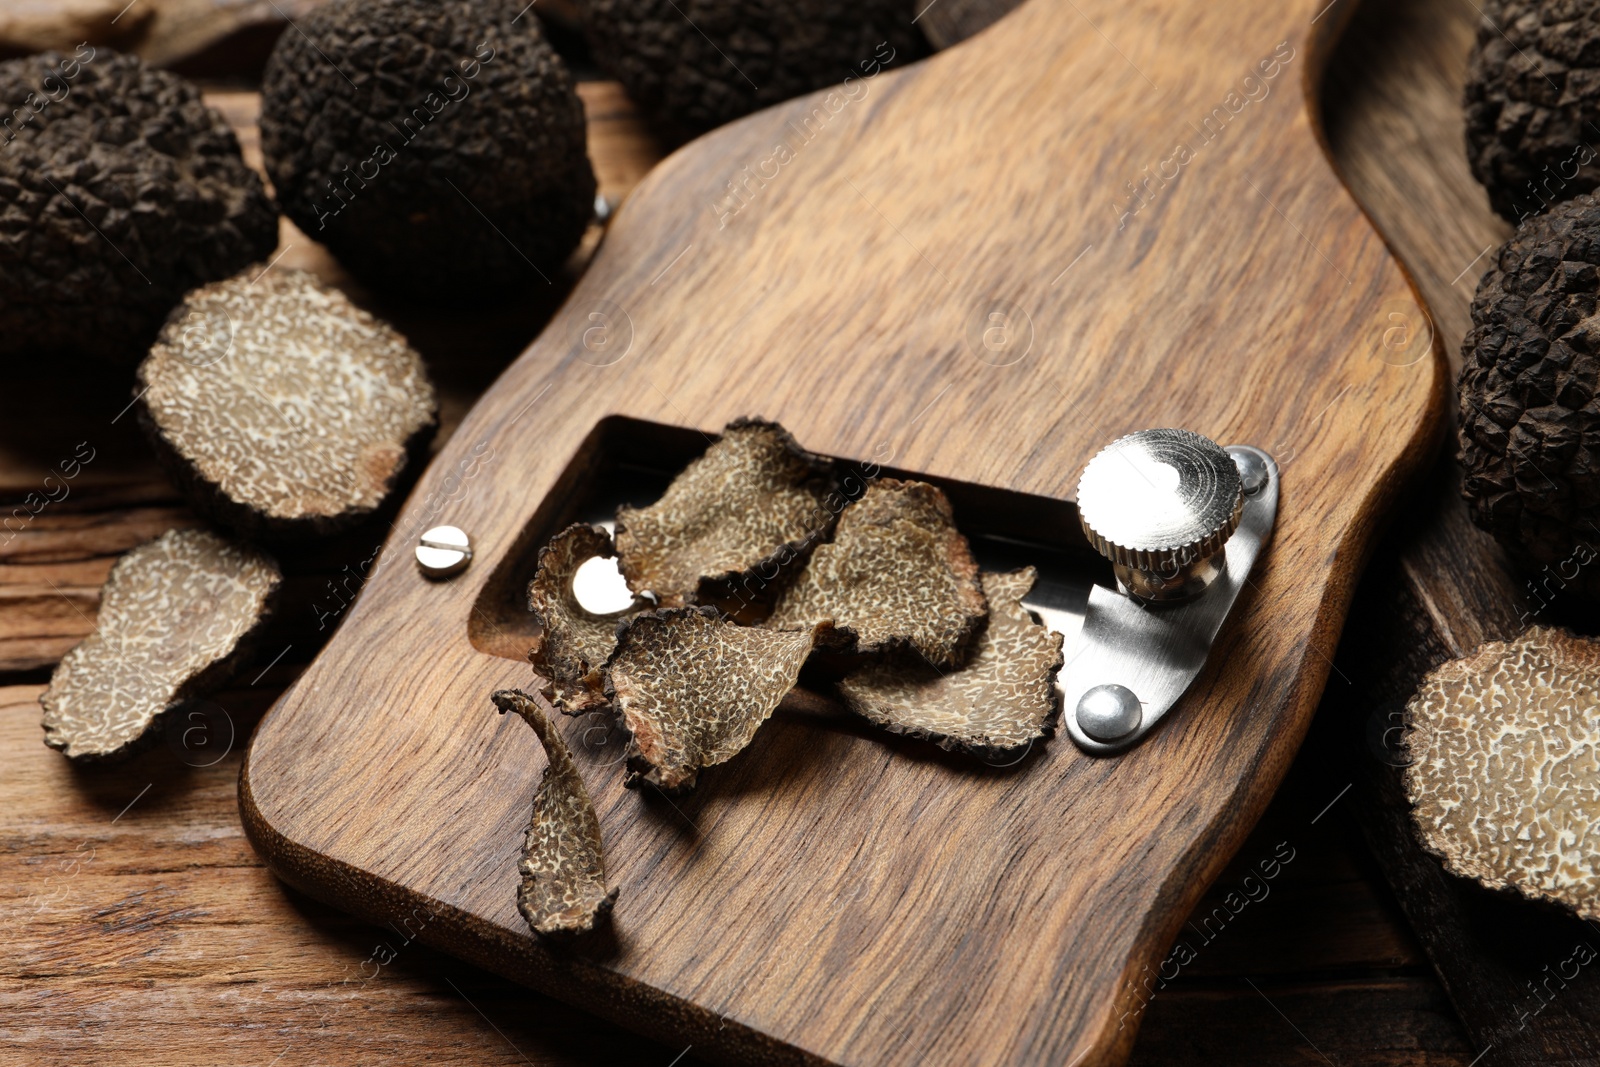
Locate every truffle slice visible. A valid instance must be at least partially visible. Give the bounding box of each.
[1404,626,1600,920]
[605,607,815,792]
[529,523,651,713]
[136,267,438,540]
[836,568,1063,754]
[615,418,835,605]
[260,0,595,302]
[493,690,619,936]
[764,478,987,668]
[41,529,280,761]
[0,50,277,363]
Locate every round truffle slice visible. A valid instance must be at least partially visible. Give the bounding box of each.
[836,568,1063,755]
[41,528,280,762]
[764,478,987,669]
[529,523,653,714]
[1458,195,1600,595]
[604,607,816,793]
[0,50,277,363]
[1465,0,1600,222]
[584,0,926,139]
[494,690,619,936]
[614,418,836,606]
[260,0,595,302]
[1404,626,1600,920]
[136,267,438,540]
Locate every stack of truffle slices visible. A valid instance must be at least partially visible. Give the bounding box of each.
[496,418,1066,935]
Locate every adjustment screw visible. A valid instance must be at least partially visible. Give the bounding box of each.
[1076,428,1243,601]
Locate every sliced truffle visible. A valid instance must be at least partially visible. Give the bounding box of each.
[605,607,815,792]
[1404,626,1600,920]
[41,529,280,762]
[836,568,1062,754]
[260,0,595,303]
[0,49,276,363]
[764,478,986,668]
[614,418,836,605]
[1457,195,1600,596]
[1464,0,1600,222]
[136,267,438,540]
[493,689,619,936]
[583,0,926,139]
[529,523,651,713]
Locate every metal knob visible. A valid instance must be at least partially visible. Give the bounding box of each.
[1076,428,1243,601]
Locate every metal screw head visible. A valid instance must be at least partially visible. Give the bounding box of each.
[1077,428,1243,601]
[416,525,472,579]
[1077,683,1142,742]
[1232,448,1270,495]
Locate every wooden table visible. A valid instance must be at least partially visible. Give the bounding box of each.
[0,0,1523,1061]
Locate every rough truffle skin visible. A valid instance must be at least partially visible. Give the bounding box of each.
[260,0,595,302]
[1458,195,1600,595]
[584,0,925,139]
[1464,0,1600,222]
[0,49,277,363]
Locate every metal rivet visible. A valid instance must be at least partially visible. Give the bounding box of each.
[1077,684,1142,742]
[416,525,472,579]
[1233,449,1269,496]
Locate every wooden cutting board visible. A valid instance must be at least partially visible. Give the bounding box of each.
[240,0,1445,1063]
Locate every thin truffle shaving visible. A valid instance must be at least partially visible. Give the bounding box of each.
[494,689,619,936]
[605,607,815,792]
[836,568,1063,754]
[614,418,835,604]
[1404,626,1600,920]
[764,478,987,668]
[41,528,280,761]
[528,524,650,713]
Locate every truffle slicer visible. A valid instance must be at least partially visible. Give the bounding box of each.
[241,0,1446,1064]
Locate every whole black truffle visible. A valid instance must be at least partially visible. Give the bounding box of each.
[260,0,594,303]
[0,49,277,364]
[584,0,925,140]
[1459,194,1600,596]
[1464,0,1600,223]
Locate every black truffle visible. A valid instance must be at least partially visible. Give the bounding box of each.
[1464,0,1600,223]
[0,49,277,364]
[1459,194,1600,595]
[260,0,595,303]
[583,0,925,139]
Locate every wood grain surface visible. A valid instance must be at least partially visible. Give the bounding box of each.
[6,0,1552,1060]
[238,0,1444,1064]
